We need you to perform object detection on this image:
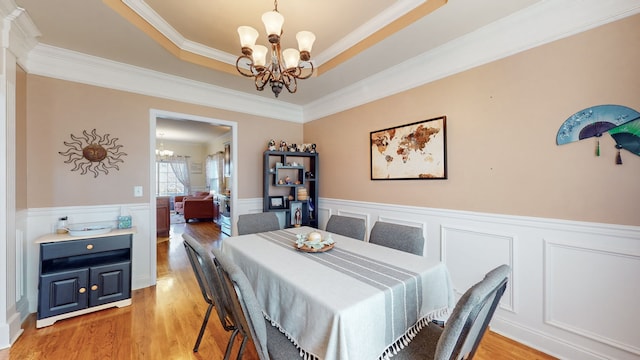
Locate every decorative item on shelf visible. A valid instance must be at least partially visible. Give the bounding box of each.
[118,216,132,229]
[56,217,68,234]
[305,171,314,179]
[269,196,285,209]
[308,198,314,219]
[290,201,303,227]
[279,140,287,151]
[297,187,308,201]
[235,0,316,98]
[267,139,276,151]
[288,144,298,152]
[58,129,128,178]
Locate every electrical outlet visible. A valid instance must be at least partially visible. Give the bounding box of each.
[134,186,143,197]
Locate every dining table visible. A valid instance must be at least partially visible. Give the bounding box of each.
[221,226,454,360]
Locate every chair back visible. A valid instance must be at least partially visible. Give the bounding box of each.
[435,264,510,360]
[211,247,271,360]
[237,212,280,235]
[369,221,425,255]
[326,215,366,240]
[182,234,233,329]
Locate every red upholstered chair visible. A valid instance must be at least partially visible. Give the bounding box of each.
[183,194,217,222]
[175,192,209,215]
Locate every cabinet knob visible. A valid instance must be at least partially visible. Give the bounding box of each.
[79,287,86,294]
[91,285,98,291]
[86,244,94,250]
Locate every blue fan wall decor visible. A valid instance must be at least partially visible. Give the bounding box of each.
[556,104,640,163]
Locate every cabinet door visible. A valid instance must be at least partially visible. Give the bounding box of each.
[89,261,131,307]
[38,269,89,319]
[156,196,170,237]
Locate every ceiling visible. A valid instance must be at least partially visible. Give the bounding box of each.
[156,118,230,143]
[15,0,545,106]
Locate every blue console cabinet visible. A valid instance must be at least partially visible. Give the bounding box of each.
[36,228,135,328]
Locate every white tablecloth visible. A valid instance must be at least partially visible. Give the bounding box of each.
[222,226,454,360]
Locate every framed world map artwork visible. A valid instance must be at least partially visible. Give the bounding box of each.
[370,116,447,180]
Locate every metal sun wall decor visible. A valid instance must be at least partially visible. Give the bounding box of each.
[556,104,640,164]
[59,129,128,177]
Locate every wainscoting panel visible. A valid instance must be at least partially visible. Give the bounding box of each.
[151,196,640,360]
[441,226,515,311]
[545,240,640,356]
[309,197,640,360]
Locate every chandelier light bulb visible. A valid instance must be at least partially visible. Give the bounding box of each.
[296,31,315,53]
[262,10,284,43]
[237,26,259,55]
[252,45,268,67]
[282,48,300,70]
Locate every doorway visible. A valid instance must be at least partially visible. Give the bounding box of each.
[148,109,238,281]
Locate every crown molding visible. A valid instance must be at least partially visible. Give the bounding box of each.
[15,0,640,124]
[313,0,425,66]
[302,0,640,122]
[123,0,426,69]
[24,43,303,123]
[0,0,40,64]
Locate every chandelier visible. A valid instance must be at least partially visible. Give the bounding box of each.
[156,133,174,157]
[235,0,316,98]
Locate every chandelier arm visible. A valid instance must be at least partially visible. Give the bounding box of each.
[255,69,273,91]
[281,72,298,94]
[295,61,314,80]
[236,55,259,77]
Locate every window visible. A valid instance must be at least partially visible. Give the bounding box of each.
[156,161,185,196]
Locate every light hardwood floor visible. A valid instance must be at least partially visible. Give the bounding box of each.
[0,220,556,360]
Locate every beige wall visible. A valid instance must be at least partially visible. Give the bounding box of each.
[26,76,303,208]
[16,65,27,210]
[304,14,640,226]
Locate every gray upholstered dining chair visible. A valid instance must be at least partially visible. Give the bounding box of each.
[393,264,511,360]
[369,221,425,255]
[210,247,300,360]
[237,212,280,235]
[182,234,238,358]
[325,214,366,240]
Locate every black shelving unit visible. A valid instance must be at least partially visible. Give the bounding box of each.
[263,150,319,228]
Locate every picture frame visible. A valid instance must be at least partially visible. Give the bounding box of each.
[370,116,447,180]
[289,201,303,227]
[269,196,285,209]
[191,162,202,174]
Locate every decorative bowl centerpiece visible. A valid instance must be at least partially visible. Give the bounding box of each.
[66,225,113,237]
[295,231,335,252]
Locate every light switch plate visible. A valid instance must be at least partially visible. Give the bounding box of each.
[134,186,143,197]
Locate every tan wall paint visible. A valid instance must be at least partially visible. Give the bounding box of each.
[26,76,302,208]
[16,65,27,210]
[304,14,640,226]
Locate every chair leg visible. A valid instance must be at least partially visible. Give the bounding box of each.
[235,335,248,360]
[223,329,240,360]
[193,303,213,352]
